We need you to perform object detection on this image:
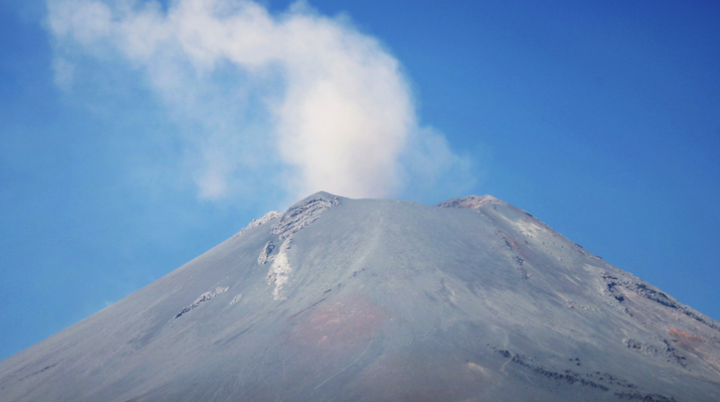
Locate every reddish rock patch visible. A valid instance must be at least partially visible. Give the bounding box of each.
[287,293,387,351]
[668,328,703,351]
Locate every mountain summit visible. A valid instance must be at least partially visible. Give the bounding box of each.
[1,192,718,401]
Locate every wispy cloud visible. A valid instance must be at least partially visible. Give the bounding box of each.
[47,0,473,201]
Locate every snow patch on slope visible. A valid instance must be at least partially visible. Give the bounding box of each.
[229,294,243,306]
[271,194,339,240]
[234,211,282,238]
[266,239,292,300]
[513,218,547,238]
[258,193,339,300]
[257,241,276,265]
[175,287,229,319]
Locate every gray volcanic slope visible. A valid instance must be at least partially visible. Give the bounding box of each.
[1,193,719,402]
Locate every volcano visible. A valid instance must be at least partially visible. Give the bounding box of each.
[1,192,718,401]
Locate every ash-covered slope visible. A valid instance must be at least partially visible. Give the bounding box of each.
[1,192,719,402]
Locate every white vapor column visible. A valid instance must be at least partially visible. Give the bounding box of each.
[48,0,470,200]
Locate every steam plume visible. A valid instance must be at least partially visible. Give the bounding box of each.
[48,0,472,200]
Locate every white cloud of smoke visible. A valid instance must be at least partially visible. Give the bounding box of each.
[47,0,472,201]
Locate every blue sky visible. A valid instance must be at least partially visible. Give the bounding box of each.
[1,0,719,361]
